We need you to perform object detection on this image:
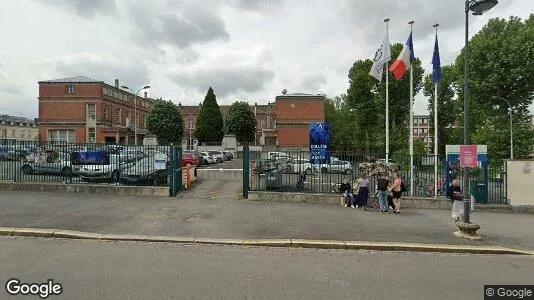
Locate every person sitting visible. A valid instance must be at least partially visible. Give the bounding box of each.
[340,178,355,208]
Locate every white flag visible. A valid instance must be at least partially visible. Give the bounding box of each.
[369,31,391,81]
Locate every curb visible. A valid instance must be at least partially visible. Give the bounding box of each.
[0,227,532,255]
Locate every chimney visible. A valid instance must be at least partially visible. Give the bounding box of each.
[144,91,147,98]
[114,79,119,88]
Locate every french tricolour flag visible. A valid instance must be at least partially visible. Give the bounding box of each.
[389,32,415,80]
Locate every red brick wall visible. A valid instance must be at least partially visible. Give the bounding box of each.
[275,98,324,122]
[39,102,87,121]
[277,127,309,148]
[39,83,101,98]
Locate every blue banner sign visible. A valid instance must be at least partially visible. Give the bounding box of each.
[309,122,331,164]
[71,151,110,165]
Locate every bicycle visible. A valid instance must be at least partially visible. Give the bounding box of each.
[424,177,446,197]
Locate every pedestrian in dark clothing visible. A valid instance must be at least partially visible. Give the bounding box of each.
[340,178,355,208]
[356,174,369,210]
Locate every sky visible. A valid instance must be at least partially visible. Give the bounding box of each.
[0,0,532,119]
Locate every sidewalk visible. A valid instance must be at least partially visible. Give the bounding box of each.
[0,188,532,251]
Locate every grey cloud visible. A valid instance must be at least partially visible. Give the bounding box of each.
[233,0,284,12]
[34,0,116,18]
[52,57,150,92]
[300,75,327,91]
[342,0,514,43]
[170,67,275,97]
[128,2,229,49]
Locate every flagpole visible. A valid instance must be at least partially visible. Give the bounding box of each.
[433,23,439,197]
[409,20,414,197]
[385,18,390,163]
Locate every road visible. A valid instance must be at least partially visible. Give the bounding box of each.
[1,236,533,299]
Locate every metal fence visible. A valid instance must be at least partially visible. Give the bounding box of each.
[196,168,243,181]
[0,140,179,187]
[248,149,507,204]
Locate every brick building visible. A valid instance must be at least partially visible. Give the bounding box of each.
[0,115,39,141]
[179,93,324,149]
[38,76,154,144]
[275,93,325,148]
[179,102,277,146]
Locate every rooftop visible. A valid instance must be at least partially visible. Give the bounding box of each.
[0,114,37,124]
[38,76,103,84]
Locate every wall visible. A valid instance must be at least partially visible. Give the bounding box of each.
[506,160,534,206]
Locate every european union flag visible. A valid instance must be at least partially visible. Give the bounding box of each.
[432,34,442,84]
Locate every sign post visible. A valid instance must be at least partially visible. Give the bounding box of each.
[309,122,331,194]
[459,145,478,223]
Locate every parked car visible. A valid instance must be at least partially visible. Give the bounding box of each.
[290,158,313,174]
[314,160,353,174]
[200,152,216,164]
[223,151,234,160]
[78,154,144,182]
[182,154,199,167]
[184,151,206,166]
[120,153,169,186]
[208,151,225,163]
[20,150,74,176]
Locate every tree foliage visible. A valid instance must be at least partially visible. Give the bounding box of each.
[324,94,359,152]
[451,15,534,159]
[224,101,256,144]
[146,99,184,145]
[195,87,224,143]
[423,65,462,155]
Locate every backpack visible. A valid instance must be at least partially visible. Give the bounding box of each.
[400,180,407,193]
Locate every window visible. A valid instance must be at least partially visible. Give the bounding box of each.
[1,130,6,138]
[144,115,148,128]
[136,112,140,126]
[88,128,96,143]
[260,119,264,129]
[422,118,428,124]
[423,128,428,133]
[126,110,131,126]
[88,104,96,120]
[49,129,75,143]
[116,108,122,124]
[65,85,75,94]
[266,116,271,128]
[413,128,417,134]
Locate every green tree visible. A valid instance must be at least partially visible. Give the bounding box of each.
[146,99,184,144]
[195,87,224,143]
[423,65,462,155]
[224,101,256,144]
[452,15,534,159]
[324,94,359,152]
[346,59,380,154]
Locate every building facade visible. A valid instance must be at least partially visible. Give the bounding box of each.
[0,115,39,141]
[275,93,325,148]
[412,114,432,151]
[179,102,277,147]
[38,76,154,144]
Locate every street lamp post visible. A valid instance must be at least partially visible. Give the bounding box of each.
[121,85,150,146]
[463,0,498,224]
[493,96,513,159]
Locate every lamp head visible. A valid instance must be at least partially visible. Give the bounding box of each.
[143,85,151,89]
[120,85,130,90]
[469,0,498,15]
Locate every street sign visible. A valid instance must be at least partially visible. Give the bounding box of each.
[460,145,478,168]
[309,122,331,165]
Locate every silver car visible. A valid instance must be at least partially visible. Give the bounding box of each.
[78,154,144,182]
[208,151,225,163]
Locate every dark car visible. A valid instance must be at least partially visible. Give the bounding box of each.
[120,153,169,186]
[223,151,234,160]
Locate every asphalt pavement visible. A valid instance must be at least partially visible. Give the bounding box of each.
[0,188,532,251]
[1,236,533,299]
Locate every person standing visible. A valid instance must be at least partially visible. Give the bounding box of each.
[376,172,390,213]
[390,173,403,214]
[356,174,369,210]
[447,179,464,222]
